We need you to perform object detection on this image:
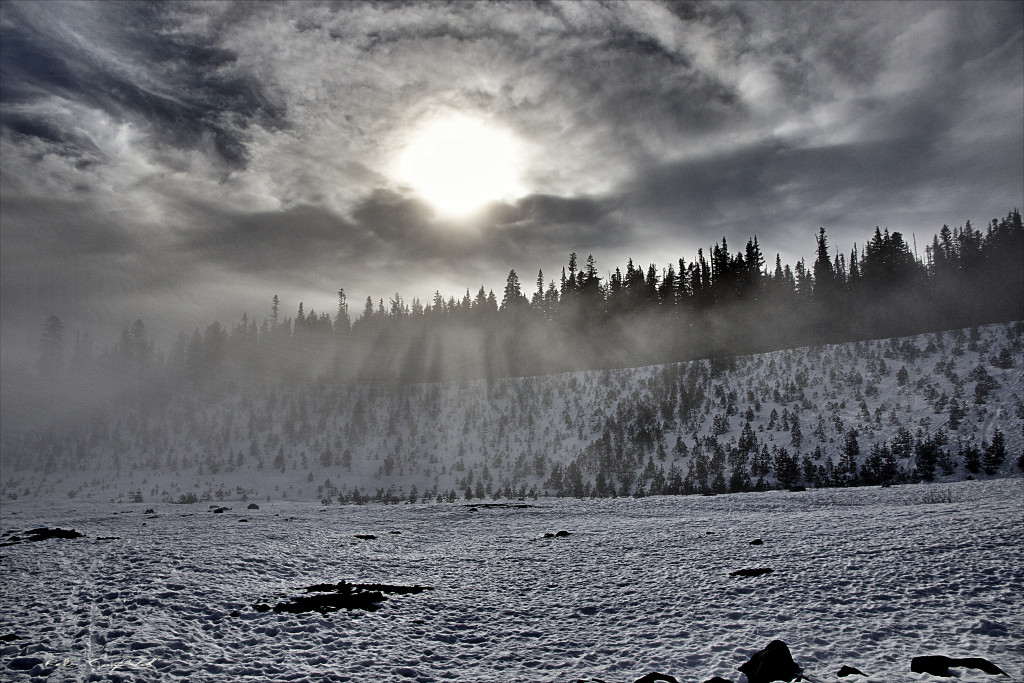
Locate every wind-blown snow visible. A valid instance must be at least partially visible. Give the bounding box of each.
[1,478,1021,682]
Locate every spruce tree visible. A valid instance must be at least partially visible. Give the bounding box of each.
[982,429,1006,474]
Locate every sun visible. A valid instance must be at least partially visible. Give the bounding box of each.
[393,114,526,218]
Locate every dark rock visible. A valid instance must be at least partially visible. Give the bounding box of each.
[389,531,401,534]
[788,486,807,492]
[730,567,774,577]
[274,587,384,615]
[749,539,764,545]
[265,581,433,615]
[302,581,432,597]
[0,634,19,642]
[738,639,801,683]
[144,508,155,514]
[29,663,54,677]
[555,530,571,537]
[211,507,229,514]
[354,534,376,540]
[238,519,247,523]
[8,656,45,671]
[911,655,1007,677]
[837,665,866,677]
[247,503,260,510]
[462,502,535,509]
[634,673,679,683]
[253,603,272,613]
[23,527,85,542]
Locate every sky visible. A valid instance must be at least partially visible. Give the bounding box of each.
[1,0,1022,354]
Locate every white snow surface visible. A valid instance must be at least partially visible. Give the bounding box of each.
[1,478,1021,682]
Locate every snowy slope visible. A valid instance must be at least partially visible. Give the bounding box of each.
[1,478,1020,682]
[1,322,1021,503]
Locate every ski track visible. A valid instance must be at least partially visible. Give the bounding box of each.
[1,478,1022,683]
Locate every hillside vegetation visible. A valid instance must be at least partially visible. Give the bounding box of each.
[3,322,1020,503]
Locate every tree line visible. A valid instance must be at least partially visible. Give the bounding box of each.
[34,209,1024,393]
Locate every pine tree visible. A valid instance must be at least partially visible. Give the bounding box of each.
[841,429,860,486]
[982,429,1006,474]
[270,295,280,330]
[335,289,350,333]
[501,269,526,310]
[38,314,65,374]
[813,227,836,299]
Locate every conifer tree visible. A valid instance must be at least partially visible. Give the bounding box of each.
[38,314,65,374]
[982,429,1006,474]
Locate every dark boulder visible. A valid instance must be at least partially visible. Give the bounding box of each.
[8,656,45,671]
[259,581,433,615]
[30,528,83,540]
[354,534,377,540]
[274,589,386,614]
[837,665,866,677]
[634,673,678,683]
[247,503,260,510]
[13,527,86,543]
[144,508,155,514]
[730,567,774,577]
[749,539,764,545]
[911,656,1007,677]
[211,507,229,514]
[738,640,801,683]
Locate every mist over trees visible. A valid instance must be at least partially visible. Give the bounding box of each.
[7,209,1023,429]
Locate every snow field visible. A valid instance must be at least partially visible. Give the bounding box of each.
[1,477,1021,682]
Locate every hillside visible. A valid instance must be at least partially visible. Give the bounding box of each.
[2,322,1021,503]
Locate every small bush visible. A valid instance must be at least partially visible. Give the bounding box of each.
[919,486,957,504]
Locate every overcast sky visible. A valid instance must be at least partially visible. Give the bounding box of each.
[1,0,1022,353]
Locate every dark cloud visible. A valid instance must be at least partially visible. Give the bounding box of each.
[0,2,284,169]
[0,195,140,258]
[179,204,367,274]
[487,194,615,228]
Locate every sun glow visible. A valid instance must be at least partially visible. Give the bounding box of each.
[393,114,526,218]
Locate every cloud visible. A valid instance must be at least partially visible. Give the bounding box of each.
[1,1,284,173]
[0,0,1021,355]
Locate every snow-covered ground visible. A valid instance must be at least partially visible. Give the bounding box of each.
[2,477,1021,682]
